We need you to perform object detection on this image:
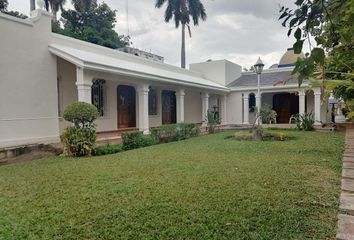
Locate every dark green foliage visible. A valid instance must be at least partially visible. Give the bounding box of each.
[0,0,7,10]
[279,0,353,117]
[55,1,130,49]
[61,102,98,157]
[63,102,99,128]
[122,131,155,151]
[92,144,123,156]
[205,110,221,134]
[151,123,200,143]
[295,112,315,131]
[260,105,277,124]
[60,127,97,157]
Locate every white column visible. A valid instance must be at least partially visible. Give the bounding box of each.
[137,83,150,134]
[201,92,209,126]
[299,90,306,116]
[314,88,321,125]
[75,67,92,103]
[255,93,261,112]
[243,94,249,125]
[176,89,185,123]
[221,94,228,125]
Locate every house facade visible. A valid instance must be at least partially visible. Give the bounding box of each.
[0,10,330,148]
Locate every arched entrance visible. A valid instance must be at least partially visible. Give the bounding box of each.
[117,85,136,128]
[161,90,176,125]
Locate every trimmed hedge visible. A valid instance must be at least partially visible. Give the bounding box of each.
[92,144,123,156]
[121,131,155,151]
[151,123,200,143]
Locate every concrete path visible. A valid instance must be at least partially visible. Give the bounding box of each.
[337,124,354,240]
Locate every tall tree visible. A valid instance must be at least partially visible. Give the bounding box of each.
[54,0,129,49]
[279,0,354,120]
[155,0,207,68]
[44,0,67,21]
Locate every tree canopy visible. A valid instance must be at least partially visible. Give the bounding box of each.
[0,0,27,19]
[279,0,354,120]
[53,0,129,49]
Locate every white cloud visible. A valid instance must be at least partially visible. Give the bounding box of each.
[7,0,299,69]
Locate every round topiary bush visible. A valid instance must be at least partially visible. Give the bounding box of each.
[63,102,99,128]
[61,102,99,157]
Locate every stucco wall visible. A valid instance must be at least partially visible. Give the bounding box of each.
[227,92,243,124]
[0,11,60,147]
[185,90,202,123]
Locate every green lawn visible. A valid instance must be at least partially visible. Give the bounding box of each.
[0,130,345,239]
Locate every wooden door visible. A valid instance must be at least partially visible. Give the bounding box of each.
[273,93,299,123]
[161,90,176,125]
[117,85,136,128]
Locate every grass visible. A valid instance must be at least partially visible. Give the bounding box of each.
[0,130,345,239]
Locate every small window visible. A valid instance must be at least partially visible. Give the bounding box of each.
[149,87,158,116]
[92,79,105,117]
[249,93,256,112]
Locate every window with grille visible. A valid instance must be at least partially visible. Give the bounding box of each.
[149,87,158,116]
[249,93,256,112]
[92,79,105,117]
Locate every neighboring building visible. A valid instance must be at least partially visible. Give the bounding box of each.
[118,47,164,63]
[0,10,330,148]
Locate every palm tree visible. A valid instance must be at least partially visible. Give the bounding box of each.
[155,0,207,68]
[44,0,67,21]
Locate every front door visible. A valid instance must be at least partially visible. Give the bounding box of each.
[117,85,136,128]
[273,93,299,123]
[161,90,176,125]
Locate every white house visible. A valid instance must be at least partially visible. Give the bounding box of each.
[0,10,330,149]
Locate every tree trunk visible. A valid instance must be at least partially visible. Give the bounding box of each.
[181,23,186,69]
[30,0,35,11]
[51,5,57,21]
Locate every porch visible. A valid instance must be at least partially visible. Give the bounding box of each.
[241,88,329,125]
[56,57,228,135]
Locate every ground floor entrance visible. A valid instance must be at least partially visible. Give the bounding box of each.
[273,93,299,123]
[117,85,136,128]
[161,90,177,125]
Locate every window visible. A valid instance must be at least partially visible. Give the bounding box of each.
[149,87,158,116]
[249,93,256,112]
[92,79,105,117]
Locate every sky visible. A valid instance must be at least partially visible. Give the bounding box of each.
[8,0,299,69]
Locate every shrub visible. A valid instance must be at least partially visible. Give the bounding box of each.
[122,131,155,151]
[92,144,123,156]
[233,130,294,141]
[205,110,221,134]
[295,112,315,131]
[63,102,99,128]
[260,105,277,124]
[61,102,99,157]
[60,127,97,157]
[151,123,200,143]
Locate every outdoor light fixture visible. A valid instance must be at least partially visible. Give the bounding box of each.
[254,57,264,75]
[254,57,264,124]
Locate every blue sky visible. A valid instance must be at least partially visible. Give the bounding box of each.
[8,0,300,69]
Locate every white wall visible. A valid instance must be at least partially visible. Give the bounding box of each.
[227,91,243,124]
[185,90,203,123]
[190,60,242,86]
[0,11,60,147]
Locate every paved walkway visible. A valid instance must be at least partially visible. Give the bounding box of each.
[337,124,354,240]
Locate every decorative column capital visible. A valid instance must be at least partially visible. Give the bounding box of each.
[314,88,321,96]
[298,90,306,97]
[137,83,150,94]
[175,88,185,97]
[201,92,209,99]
